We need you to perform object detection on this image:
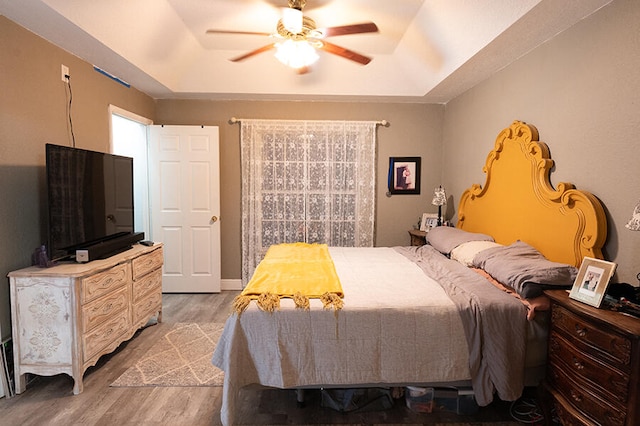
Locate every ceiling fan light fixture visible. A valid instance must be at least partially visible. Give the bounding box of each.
[210,0,376,71]
[275,39,319,69]
[282,7,303,34]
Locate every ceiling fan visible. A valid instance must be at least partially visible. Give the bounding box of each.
[206,0,379,73]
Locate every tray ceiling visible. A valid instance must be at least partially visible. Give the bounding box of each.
[1,0,612,102]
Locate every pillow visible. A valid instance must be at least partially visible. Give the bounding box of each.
[472,240,578,299]
[425,226,495,255]
[450,240,503,267]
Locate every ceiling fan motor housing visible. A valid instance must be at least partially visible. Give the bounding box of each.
[289,0,306,11]
[277,15,317,40]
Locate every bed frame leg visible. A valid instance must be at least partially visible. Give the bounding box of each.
[296,388,305,407]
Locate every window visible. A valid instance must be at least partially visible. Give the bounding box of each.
[240,120,377,284]
[109,106,152,238]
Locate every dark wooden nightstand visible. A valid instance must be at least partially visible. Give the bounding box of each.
[408,229,427,246]
[541,290,640,425]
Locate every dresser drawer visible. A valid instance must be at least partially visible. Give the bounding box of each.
[81,263,130,304]
[132,268,162,302]
[553,397,600,426]
[132,290,162,327]
[82,286,129,333]
[549,331,630,403]
[132,248,163,280]
[552,304,632,370]
[83,309,130,361]
[550,363,627,426]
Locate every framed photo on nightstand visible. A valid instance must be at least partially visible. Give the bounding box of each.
[569,257,617,308]
[420,213,438,231]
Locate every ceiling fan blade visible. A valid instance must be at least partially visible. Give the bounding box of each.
[230,43,277,62]
[319,40,372,65]
[206,29,272,36]
[319,22,378,38]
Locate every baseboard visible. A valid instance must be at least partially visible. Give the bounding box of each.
[221,278,242,291]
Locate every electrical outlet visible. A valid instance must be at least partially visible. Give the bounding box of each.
[61,64,69,82]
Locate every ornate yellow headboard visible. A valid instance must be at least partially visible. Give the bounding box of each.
[457,120,607,267]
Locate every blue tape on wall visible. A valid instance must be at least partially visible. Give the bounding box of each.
[93,66,130,88]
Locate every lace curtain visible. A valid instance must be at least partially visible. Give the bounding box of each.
[240,119,377,285]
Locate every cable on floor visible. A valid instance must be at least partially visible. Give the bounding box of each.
[509,397,544,424]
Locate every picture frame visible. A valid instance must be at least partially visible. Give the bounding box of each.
[569,257,617,308]
[0,338,13,397]
[388,157,421,195]
[420,213,439,231]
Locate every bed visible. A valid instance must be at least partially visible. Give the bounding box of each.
[212,120,607,426]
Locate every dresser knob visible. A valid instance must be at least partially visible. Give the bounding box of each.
[575,324,587,337]
[572,357,585,370]
[570,389,583,403]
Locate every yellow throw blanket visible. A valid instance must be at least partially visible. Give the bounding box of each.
[233,242,344,313]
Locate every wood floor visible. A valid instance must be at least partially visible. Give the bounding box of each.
[0,292,538,425]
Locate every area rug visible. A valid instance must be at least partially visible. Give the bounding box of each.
[110,322,225,387]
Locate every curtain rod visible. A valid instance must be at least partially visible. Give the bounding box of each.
[228,117,390,127]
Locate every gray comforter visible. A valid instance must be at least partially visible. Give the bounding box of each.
[395,245,528,405]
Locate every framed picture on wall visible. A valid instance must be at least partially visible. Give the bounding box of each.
[388,157,421,195]
[569,257,617,307]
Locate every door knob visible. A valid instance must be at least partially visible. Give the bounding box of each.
[211,216,218,223]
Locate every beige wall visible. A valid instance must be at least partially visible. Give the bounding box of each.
[2,0,638,341]
[442,0,640,284]
[0,17,156,339]
[155,100,444,280]
[0,16,444,338]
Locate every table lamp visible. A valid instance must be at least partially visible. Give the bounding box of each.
[431,186,447,226]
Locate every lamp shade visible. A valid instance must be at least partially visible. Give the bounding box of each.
[626,199,640,231]
[431,186,447,206]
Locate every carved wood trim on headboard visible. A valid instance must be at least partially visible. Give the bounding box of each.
[457,120,607,267]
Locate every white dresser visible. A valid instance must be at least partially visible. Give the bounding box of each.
[7,243,163,395]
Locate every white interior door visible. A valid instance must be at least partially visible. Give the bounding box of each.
[148,125,221,293]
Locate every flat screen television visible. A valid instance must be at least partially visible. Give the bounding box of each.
[46,143,143,261]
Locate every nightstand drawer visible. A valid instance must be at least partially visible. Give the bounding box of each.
[552,304,632,370]
[543,290,640,426]
[550,362,627,426]
[549,331,630,403]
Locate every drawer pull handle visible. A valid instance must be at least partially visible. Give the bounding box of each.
[574,325,587,337]
[572,357,584,370]
[570,389,583,403]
